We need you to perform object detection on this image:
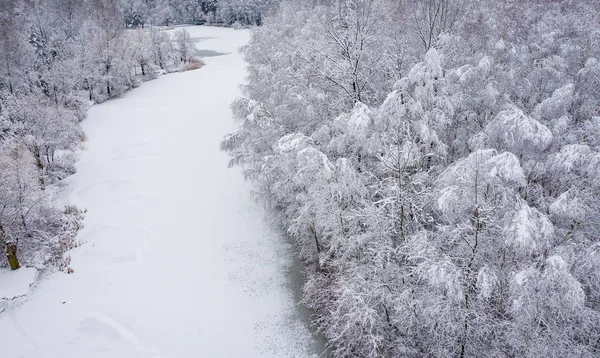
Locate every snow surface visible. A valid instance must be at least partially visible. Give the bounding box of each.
[0,268,37,301]
[0,26,320,357]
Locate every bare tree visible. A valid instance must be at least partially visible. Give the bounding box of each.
[409,0,462,51]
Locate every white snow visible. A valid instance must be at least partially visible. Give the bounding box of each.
[0,26,319,358]
[276,133,314,154]
[0,267,37,301]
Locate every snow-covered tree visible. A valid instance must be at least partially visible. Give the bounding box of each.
[174,28,196,63]
[148,27,175,70]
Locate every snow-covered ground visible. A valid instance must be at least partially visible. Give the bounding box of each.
[0,268,37,304]
[0,26,320,357]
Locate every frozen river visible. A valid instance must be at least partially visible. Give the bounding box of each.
[0,26,321,358]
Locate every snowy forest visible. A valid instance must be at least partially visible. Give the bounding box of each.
[119,0,275,27]
[2,0,600,356]
[222,0,600,357]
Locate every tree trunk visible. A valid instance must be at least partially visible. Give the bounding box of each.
[34,147,45,190]
[0,224,20,270]
[310,224,321,254]
[6,242,20,270]
[5,51,13,94]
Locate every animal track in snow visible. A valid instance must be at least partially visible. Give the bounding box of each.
[77,313,141,348]
[78,313,128,341]
[77,312,166,356]
[71,180,144,203]
[74,225,153,269]
[112,141,164,161]
[108,252,143,264]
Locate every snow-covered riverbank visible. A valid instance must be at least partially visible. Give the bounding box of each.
[0,26,320,358]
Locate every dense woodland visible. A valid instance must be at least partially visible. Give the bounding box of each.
[2,0,600,356]
[222,0,600,356]
[120,0,275,26]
